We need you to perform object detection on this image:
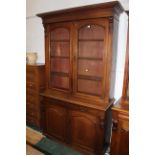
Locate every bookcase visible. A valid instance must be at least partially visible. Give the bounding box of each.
[37,2,125,155]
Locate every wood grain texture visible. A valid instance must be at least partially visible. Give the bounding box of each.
[26,64,45,128]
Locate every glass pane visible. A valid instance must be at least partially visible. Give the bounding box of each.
[51,41,70,57]
[77,24,104,96]
[78,59,103,77]
[50,27,70,91]
[51,58,69,73]
[79,41,103,59]
[79,24,104,40]
[51,75,69,90]
[78,79,102,96]
[51,28,69,40]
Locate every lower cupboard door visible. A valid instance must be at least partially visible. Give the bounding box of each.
[69,110,102,153]
[44,104,67,141]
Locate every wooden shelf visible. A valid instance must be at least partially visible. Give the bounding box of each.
[51,40,70,42]
[51,71,69,77]
[77,90,101,97]
[78,39,104,41]
[78,57,102,60]
[51,56,69,59]
[78,74,102,81]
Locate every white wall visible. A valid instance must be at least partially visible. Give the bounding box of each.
[26,17,44,62]
[111,12,128,101]
[26,0,129,17]
[26,0,129,101]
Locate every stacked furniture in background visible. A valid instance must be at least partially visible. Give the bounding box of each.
[26,64,45,129]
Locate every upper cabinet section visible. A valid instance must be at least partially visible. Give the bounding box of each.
[38,1,124,104]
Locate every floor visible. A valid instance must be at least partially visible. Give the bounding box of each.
[26,144,45,155]
[26,127,44,145]
[26,127,110,155]
[26,127,45,155]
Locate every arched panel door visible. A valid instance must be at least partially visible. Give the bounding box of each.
[45,104,67,141]
[49,23,72,92]
[69,110,99,152]
[73,19,109,101]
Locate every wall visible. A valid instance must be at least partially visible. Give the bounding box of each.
[110,12,128,101]
[26,0,129,101]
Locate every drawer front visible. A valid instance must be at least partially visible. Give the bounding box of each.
[68,103,104,118]
[42,97,105,118]
[26,67,36,82]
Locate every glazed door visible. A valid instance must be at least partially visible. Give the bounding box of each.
[69,110,103,154]
[48,23,72,92]
[43,103,67,142]
[73,19,109,100]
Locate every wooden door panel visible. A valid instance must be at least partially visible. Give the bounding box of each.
[45,104,67,141]
[69,111,99,152]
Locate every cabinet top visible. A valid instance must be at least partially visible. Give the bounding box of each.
[37,1,124,24]
[40,90,114,111]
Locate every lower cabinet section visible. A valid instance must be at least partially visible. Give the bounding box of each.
[41,97,111,155]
